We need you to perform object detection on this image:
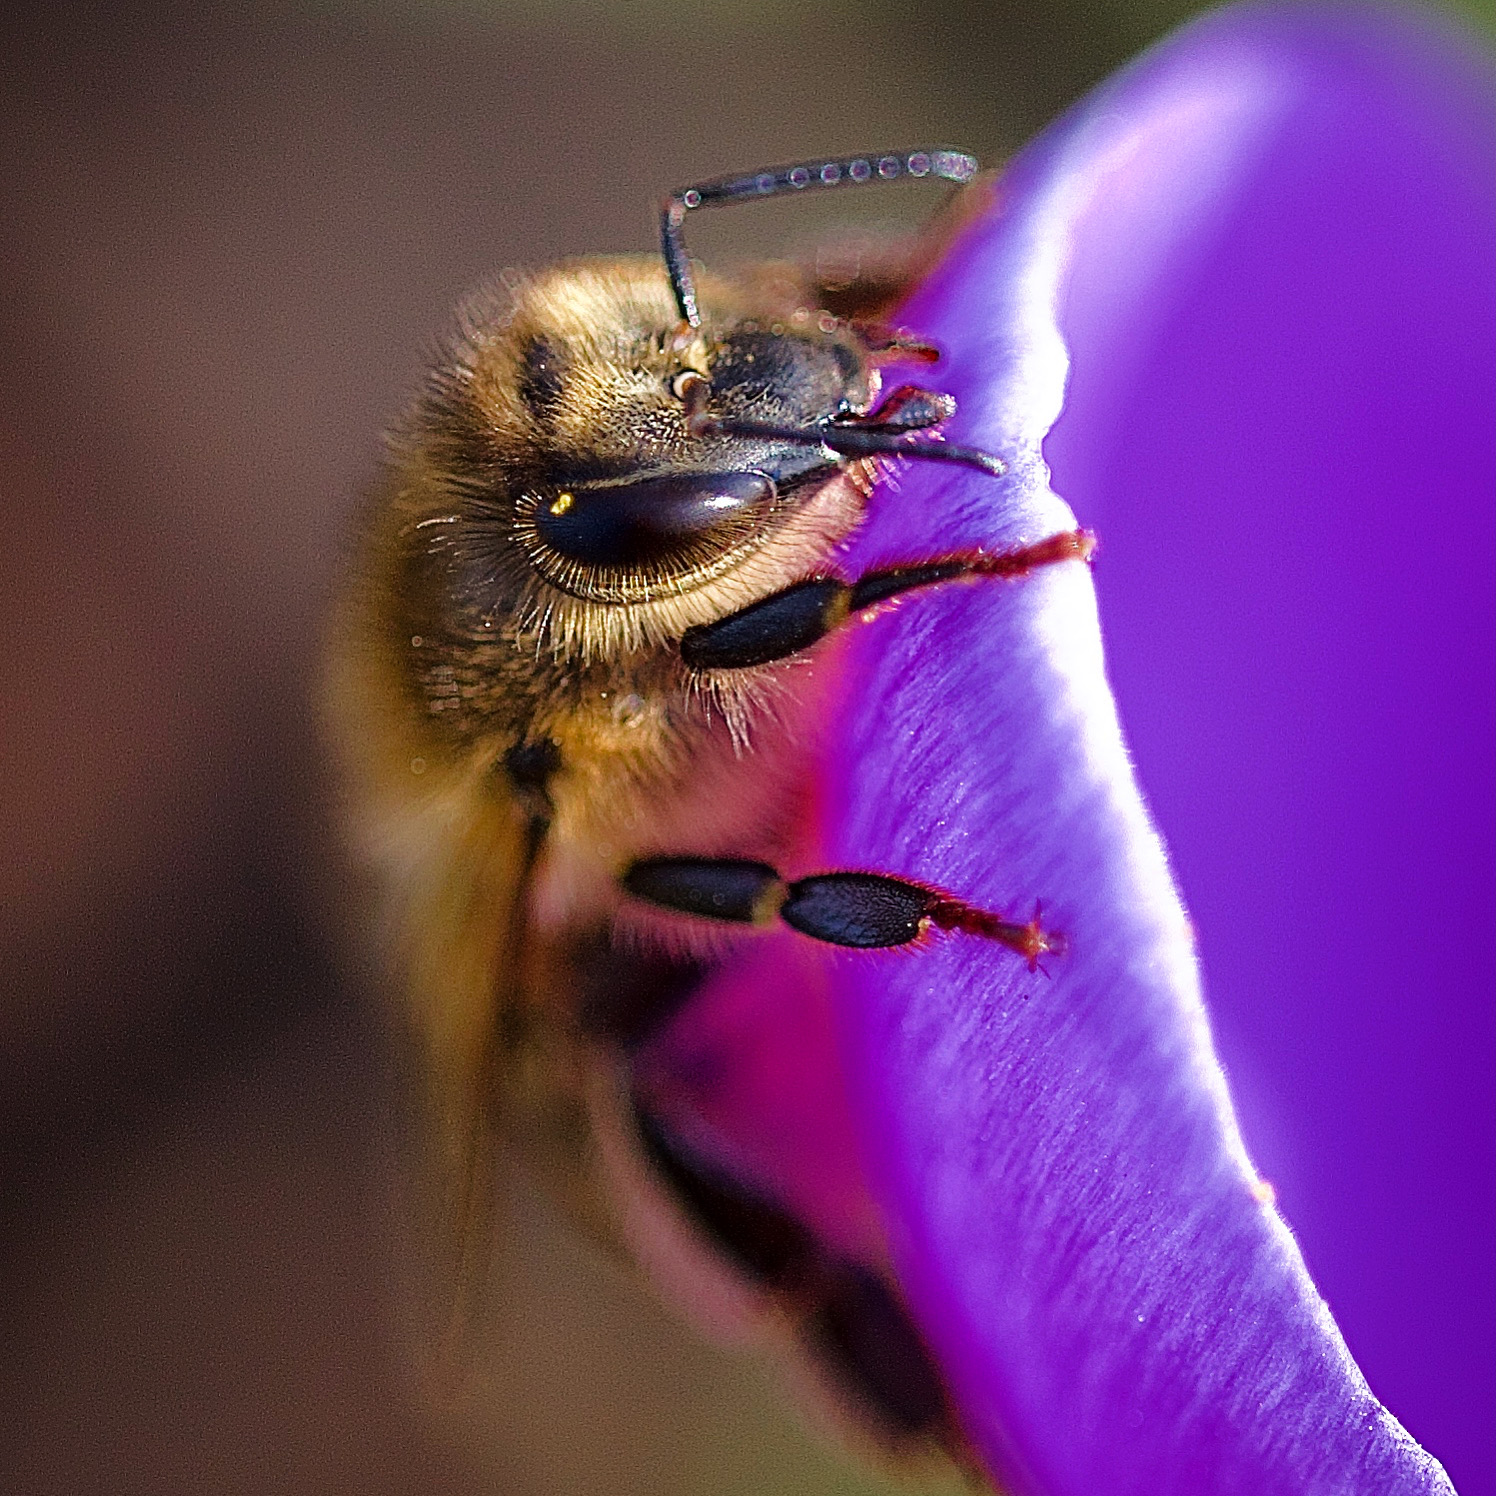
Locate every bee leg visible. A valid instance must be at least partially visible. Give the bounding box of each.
[679,527,1094,671]
[634,1107,958,1446]
[577,941,713,1050]
[623,858,1060,967]
[841,383,955,433]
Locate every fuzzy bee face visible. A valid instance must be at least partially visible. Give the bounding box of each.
[373,259,880,764]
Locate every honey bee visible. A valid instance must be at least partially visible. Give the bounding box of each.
[326,148,1092,1473]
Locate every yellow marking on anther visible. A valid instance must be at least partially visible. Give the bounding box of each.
[549,492,574,516]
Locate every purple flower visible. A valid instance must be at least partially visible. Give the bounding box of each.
[638,5,1492,1491]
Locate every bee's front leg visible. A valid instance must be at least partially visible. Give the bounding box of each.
[634,527,1091,966]
[678,527,1094,671]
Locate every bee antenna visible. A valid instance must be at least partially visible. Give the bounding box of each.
[707,416,1006,478]
[661,148,979,330]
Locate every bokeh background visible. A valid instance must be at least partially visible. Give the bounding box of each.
[2,2,1490,1493]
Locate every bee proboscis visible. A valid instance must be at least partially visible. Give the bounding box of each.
[326,146,1092,1472]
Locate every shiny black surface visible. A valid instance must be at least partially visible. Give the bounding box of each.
[532,469,777,569]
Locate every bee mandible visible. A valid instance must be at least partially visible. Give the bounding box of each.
[326,146,1092,1470]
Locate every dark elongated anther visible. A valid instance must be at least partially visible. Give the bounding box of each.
[781,874,1062,965]
[680,577,851,670]
[818,428,1005,475]
[846,531,1097,615]
[844,533,1094,617]
[624,857,785,924]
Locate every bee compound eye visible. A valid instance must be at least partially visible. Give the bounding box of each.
[530,470,779,576]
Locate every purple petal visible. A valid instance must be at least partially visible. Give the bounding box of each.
[1045,8,1496,1488]
[810,6,1487,1494]
[641,4,1487,1489]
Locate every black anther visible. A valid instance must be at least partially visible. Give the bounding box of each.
[683,530,1093,675]
[622,855,1060,963]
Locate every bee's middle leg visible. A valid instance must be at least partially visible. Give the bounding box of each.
[623,858,1059,967]
[643,527,1088,965]
[678,527,1094,671]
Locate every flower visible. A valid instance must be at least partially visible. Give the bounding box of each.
[638,4,1491,1490]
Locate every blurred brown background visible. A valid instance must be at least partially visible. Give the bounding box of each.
[1,2,1486,1493]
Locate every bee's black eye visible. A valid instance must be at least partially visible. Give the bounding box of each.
[525,470,778,596]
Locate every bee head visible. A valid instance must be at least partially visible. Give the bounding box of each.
[393,257,905,704]
[384,259,882,746]
[444,262,873,609]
